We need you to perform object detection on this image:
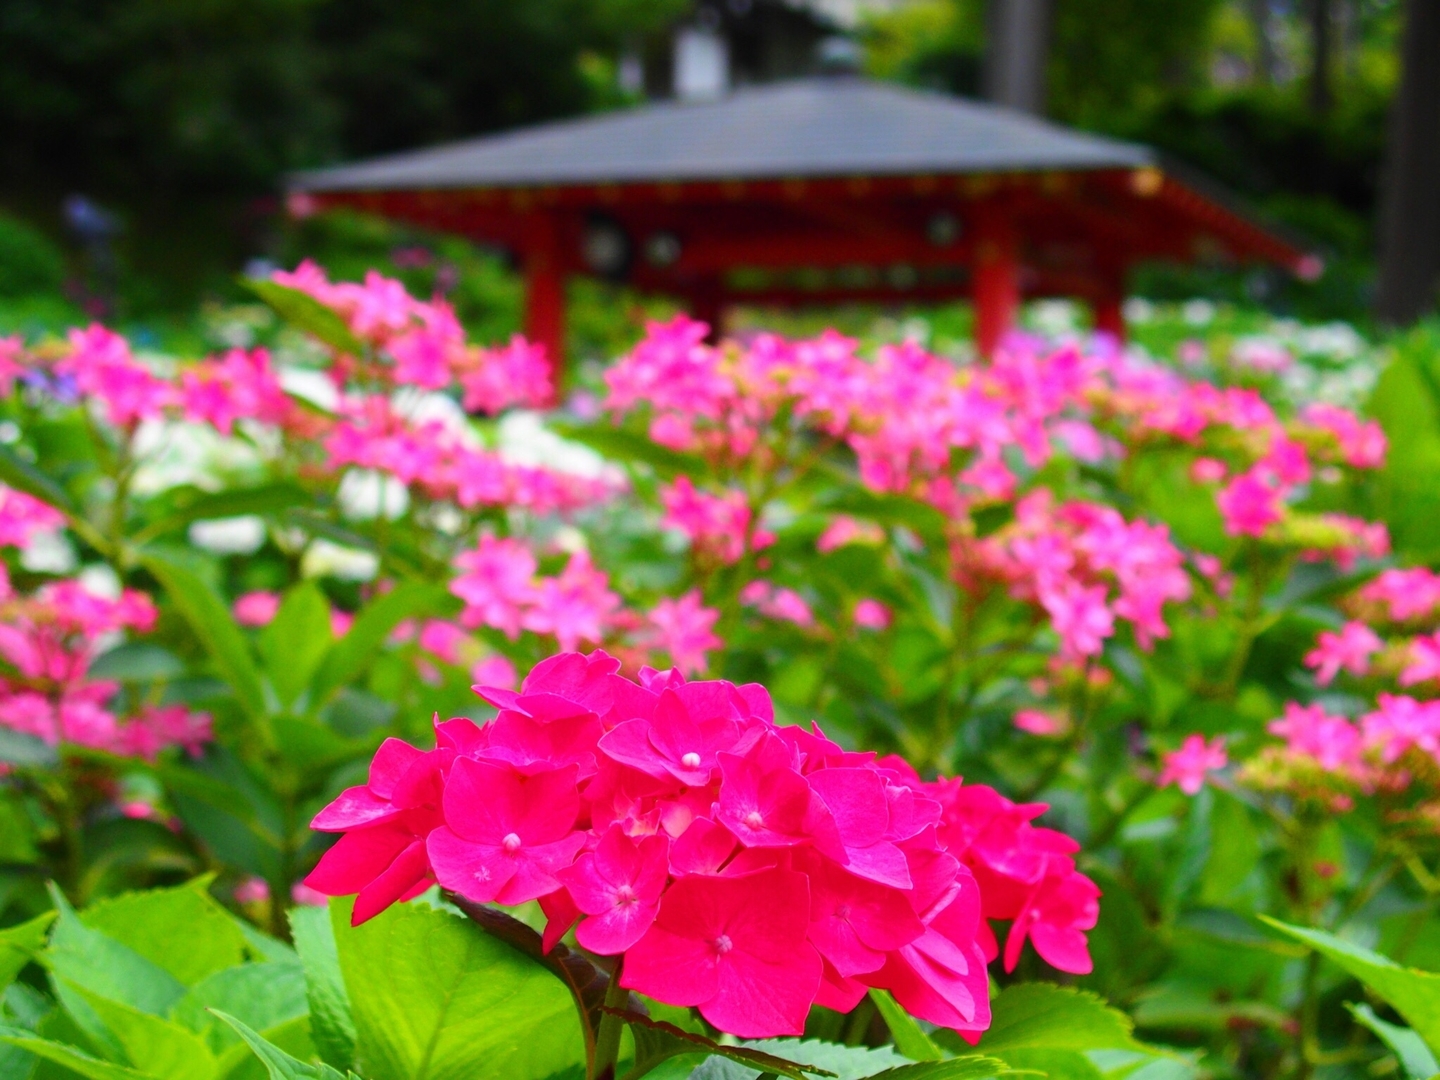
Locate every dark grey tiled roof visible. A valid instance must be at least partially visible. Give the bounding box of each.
[291,78,1155,192]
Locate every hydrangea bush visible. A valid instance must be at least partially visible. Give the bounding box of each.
[0,265,1435,1079]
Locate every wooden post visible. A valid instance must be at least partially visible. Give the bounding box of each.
[689,279,726,343]
[523,214,566,401]
[973,209,1020,358]
[1093,265,1127,343]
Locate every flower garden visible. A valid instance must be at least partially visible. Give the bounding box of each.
[1,264,1438,1080]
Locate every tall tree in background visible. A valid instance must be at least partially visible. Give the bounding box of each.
[1310,0,1334,111]
[1375,0,1440,324]
[984,0,1051,113]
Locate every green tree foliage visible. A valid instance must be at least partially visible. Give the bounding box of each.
[0,0,682,199]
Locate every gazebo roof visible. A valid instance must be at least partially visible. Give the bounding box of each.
[292,77,1156,192]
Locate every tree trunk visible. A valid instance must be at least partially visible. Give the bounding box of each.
[1375,0,1440,326]
[984,0,1052,115]
[1309,0,1333,113]
[1248,0,1275,85]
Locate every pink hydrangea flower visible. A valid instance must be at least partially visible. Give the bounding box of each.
[854,599,891,631]
[1305,621,1382,685]
[1158,734,1227,795]
[233,591,281,627]
[0,487,64,550]
[644,591,723,675]
[1402,633,1440,687]
[305,651,1099,1039]
[1217,471,1284,537]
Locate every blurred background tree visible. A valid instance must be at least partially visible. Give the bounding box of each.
[0,0,1430,331]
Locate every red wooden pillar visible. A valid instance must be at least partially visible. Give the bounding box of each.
[1092,264,1127,342]
[523,213,566,402]
[973,209,1020,357]
[689,279,726,343]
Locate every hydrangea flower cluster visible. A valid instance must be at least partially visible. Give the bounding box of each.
[303,651,1098,1038]
[0,486,65,550]
[605,317,1385,529]
[0,569,211,759]
[450,537,724,673]
[603,317,1385,672]
[1161,565,1440,814]
[273,261,551,407]
[973,491,1192,660]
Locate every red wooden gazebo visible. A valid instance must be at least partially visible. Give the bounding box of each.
[290,77,1314,373]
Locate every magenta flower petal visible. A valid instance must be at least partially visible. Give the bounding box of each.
[352,839,431,925]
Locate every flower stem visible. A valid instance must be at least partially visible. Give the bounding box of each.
[592,959,628,1080]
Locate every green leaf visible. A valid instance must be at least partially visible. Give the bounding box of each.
[0,444,77,515]
[307,582,453,710]
[259,584,334,709]
[211,1011,355,1080]
[450,898,608,1045]
[990,1050,1102,1080]
[270,717,372,774]
[88,644,185,683]
[288,906,355,1071]
[134,483,311,545]
[743,1039,912,1078]
[76,986,218,1080]
[0,1031,152,1080]
[212,1015,315,1080]
[234,922,298,965]
[1349,1004,1439,1080]
[611,1009,836,1080]
[869,989,944,1061]
[42,884,187,1018]
[0,912,54,992]
[81,879,248,987]
[976,985,1144,1054]
[143,555,267,723]
[242,278,364,357]
[0,729,58,767]
[851,1057,1009,1080]
[1263,918,1440,1056]
[170,963,308,1054]
[332,896,585,1080]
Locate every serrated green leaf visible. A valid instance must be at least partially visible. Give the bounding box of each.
[211,1010,352,1080]
[143,555,266,723]
[976,985,1143,1054]
[0,1030,152,1080]
[0,912,53,994]
[170,962,308,1054]
[259,584,334,708]
[869,989,944,1061]
[212,1015,316,1080]
[42,884,187,1019]
[234,921,298,965]
[611,1009,835,1080]
[332,896,584,1080]
[307,582,452,710]
[1349,1004,1439,1080]
[1264,918,1440,1057]
[242,279,364,357]
[288,906,355,1071]
[992,1049,1103,1080]
[82,879,248,987]
[76,986,217,1080]
[744,1038,912,1078]
[861,1055,1010,1080]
